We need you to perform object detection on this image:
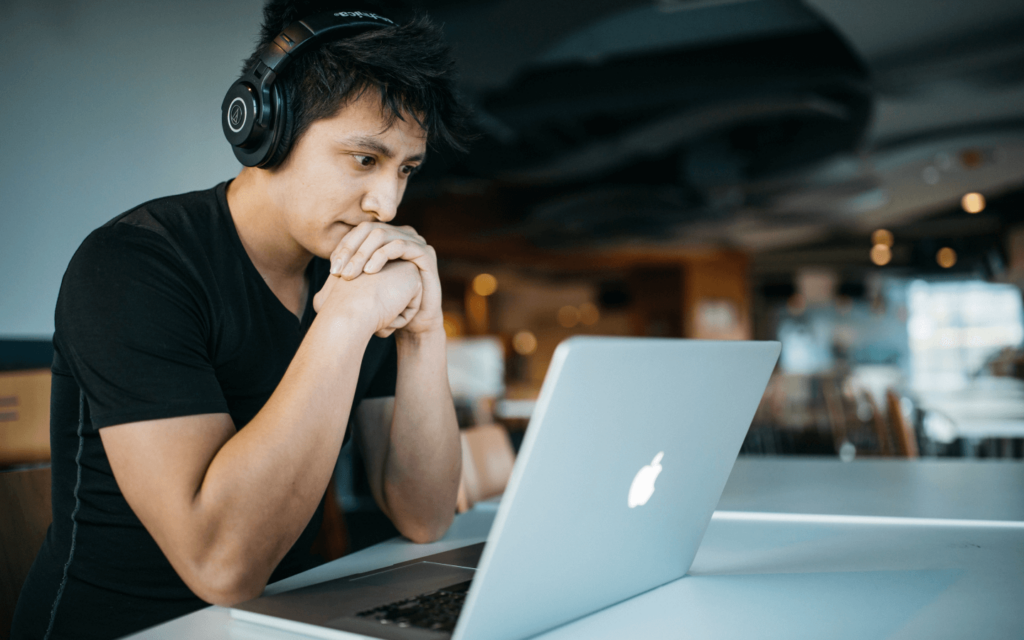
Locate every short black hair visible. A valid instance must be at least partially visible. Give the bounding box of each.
[245,1,473,161]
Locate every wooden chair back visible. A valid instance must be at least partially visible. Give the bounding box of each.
[311,479,349,563]
[456,424,516,513]
[0,369,51,468]
[0,465,52,637]
[821,376,848,453]
[886,389,919,458]
[862,391,895,456]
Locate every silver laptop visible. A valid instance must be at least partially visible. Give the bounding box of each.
[231,337,780,640]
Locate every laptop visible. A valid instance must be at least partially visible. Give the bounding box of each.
[231,337,781,640]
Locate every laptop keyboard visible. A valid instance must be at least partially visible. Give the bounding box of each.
[355,580,472,633]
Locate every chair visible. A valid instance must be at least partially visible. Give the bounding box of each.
[311,478,350,562]
[0,465,52,637]
[861,391,895,456]
[886,389,919,458]
[0,369,52,468]
[821,375,849,454]
[456,424,516,513]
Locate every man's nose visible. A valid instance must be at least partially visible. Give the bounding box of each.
[362,177,401,223]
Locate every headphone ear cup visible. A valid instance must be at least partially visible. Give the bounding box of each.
[263,83,295,169]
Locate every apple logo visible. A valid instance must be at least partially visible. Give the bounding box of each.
[628,452,664,508]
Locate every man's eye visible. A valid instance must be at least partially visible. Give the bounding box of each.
[355,155,375,167]
[402,165,421,176]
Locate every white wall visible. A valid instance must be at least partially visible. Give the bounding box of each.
[0,0,263,337]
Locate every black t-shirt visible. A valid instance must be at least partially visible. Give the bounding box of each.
[12,182,397,640]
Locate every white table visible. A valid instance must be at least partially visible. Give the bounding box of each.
[916,380,1024,455]
[719,457,1024,522]
[127,459,1024,640]
[953,419,1024,439]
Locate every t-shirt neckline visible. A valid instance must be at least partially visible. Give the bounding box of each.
[216,181,315,327]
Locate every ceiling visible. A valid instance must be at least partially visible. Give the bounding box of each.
[394,0,1024,266]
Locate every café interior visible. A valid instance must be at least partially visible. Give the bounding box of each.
[2,0,1024,637]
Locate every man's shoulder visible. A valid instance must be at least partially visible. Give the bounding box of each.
[99,183,228,243]
[66,183,231,290]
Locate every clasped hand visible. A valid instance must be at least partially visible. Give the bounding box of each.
[312,222,442,338]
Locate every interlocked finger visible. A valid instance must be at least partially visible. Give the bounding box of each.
[331,225,377,275]
[331,222,427,280]
[375,280,423,338]
[342,227,390,278]
[363,240,418,275]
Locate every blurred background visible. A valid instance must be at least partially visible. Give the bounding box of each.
[3,0,1024,556]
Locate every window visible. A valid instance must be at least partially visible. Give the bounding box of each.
[907,280,1024,391]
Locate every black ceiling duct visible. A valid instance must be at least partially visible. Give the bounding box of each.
[470,28,871,186]
[410,0,873,247]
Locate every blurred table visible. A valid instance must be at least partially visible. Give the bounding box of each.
[916,378,1024,455]
[719,457,1024,522]
[494,399,536,420]
[127,459,1024,640]
[951,419,1024,439]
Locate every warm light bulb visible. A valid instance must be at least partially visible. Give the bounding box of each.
[961,192,985,214]
[512,330,537,355]
[936,247,957,269]
[871,229,894,247]
[557,305,580,328]
[870,244,892,266]
[472,273,498,296]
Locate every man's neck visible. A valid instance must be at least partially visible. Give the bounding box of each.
[225,168,312,320]
[226,168,312,282]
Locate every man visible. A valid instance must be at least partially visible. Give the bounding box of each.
[12,2,472,638]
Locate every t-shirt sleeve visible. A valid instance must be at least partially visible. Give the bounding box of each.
[364,335,398,399]
[55,225,228,430]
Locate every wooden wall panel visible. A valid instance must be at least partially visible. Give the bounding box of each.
[682,251,752,340]
[0,369,51,468]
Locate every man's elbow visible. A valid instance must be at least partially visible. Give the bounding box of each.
[184,562,266,607]
[399,511,455,544]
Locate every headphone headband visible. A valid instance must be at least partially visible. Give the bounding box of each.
[222,10,395,168]
[260,11,394,79]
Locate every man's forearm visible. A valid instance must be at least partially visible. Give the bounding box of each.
[165,264,423,603]
[384,327,461,543]
[186,311,375,601]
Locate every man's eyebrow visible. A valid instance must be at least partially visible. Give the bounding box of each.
[342,135,426,163]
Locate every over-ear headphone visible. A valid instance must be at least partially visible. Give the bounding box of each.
[222,10,395,168]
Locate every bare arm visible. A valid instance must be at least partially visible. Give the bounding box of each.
[355,328,461,544]
[100,261,422,606]
[339,223,461,542]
